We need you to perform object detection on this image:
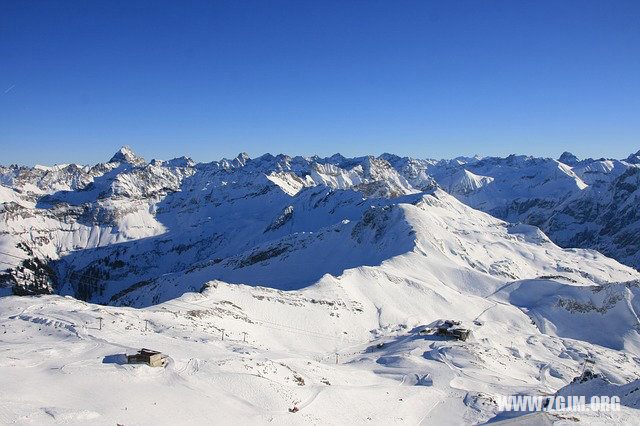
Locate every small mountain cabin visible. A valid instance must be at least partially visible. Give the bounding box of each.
[126,349,168,367]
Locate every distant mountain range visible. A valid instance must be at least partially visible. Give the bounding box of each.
[0,146,639,303]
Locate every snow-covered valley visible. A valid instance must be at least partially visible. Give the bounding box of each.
[1,148,640,424]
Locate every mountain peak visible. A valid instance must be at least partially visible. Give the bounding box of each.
[235,152,250,166]
[109,146,146,166]
[327,153,346,163]
[625,150,640,164]
[558,151,579,166]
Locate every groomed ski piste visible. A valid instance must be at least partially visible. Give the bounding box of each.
[2,184,640,424]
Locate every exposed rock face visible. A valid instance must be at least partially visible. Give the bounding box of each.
[625,150,640,165]
[558,151,580,166]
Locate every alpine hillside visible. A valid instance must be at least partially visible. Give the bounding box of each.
[1,148,640,424]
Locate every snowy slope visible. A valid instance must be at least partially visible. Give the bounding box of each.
[2,267,640,424]
[111,188,638,306]
[2,148,640,424]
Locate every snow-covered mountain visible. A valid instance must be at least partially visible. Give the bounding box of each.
[1,147,640,424]
[1,147,639,300]
[0,148,423,299]
[384,151,640,271]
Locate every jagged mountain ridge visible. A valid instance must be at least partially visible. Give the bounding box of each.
[0,147,639,302]
[0,148,422,299]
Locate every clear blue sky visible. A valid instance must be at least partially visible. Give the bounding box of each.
[1,0,639,166]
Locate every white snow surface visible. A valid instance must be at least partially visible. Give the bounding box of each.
[1,148,640,424]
